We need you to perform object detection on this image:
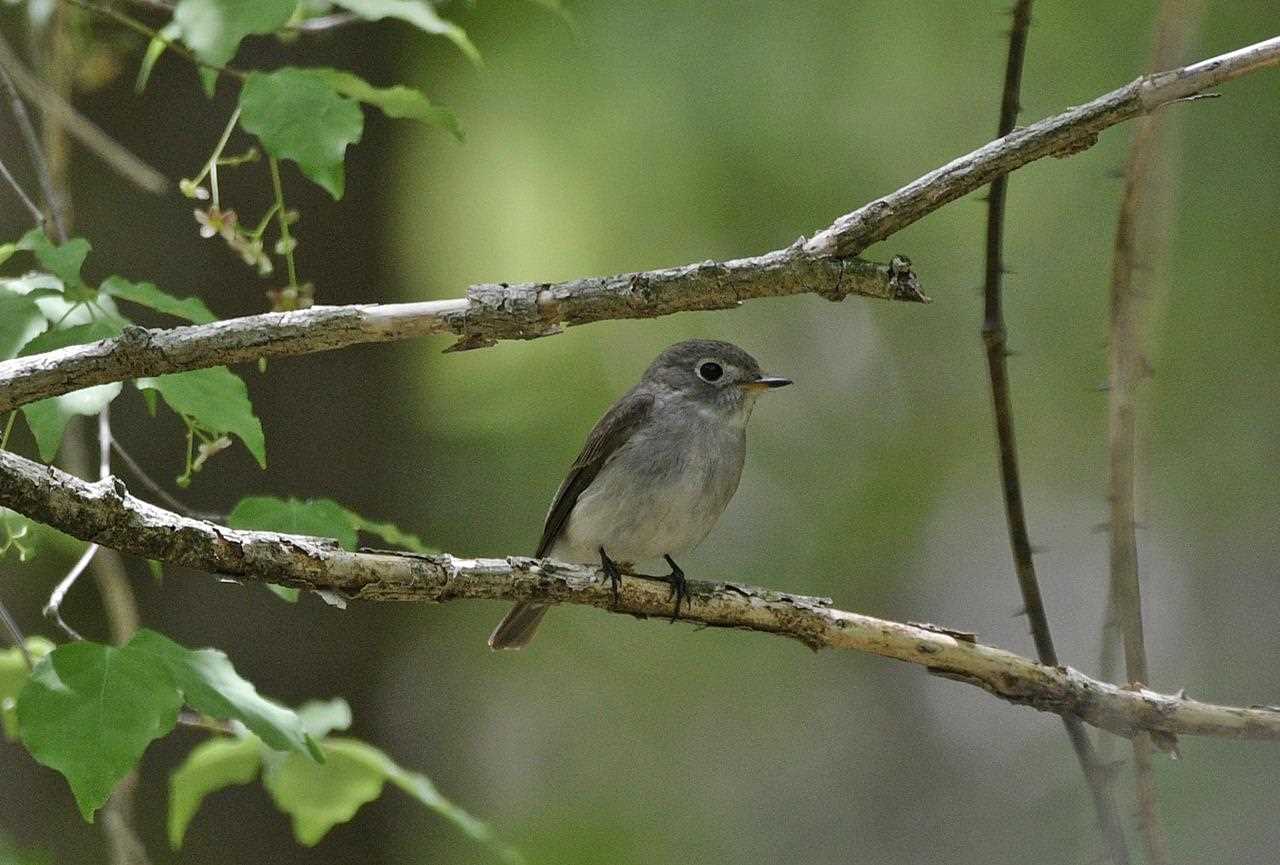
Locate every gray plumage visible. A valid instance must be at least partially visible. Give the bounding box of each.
[488,339,791,649]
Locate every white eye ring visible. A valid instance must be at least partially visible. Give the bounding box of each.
[695,359,724,382]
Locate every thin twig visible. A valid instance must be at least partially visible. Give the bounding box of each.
[44,541,94,640]
[804,35,1280,257]
[0,31,167,194]
[111,439,224,521]
[1108,3,1204,863]
[64,0,248,81]
[980,6,1130,862]
[0,598,32,668]
[0,151,46,228]
[3,444,1280,742]
[0,55,65,240]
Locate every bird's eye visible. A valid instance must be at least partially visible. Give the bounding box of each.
[696,361,724,382]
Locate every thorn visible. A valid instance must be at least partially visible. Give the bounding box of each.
[1096,381,1111,392]
[1010,604,1028,618]
[1000,265,1016,275]
[1003,348,1020,359]
[1029,543,1050,554]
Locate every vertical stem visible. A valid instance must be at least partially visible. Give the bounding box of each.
[0,36,65,240]
[1108,3,1203,864]
[31,10,148,861]
[269,156,299,288]
[981,4,1131,863]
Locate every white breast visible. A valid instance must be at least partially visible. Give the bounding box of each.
[549,419,747,565]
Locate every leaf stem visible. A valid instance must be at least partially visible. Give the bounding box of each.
[269,156,299,289]
[0,411,15,452]
[63,0,248,80]
[189,108,241,209]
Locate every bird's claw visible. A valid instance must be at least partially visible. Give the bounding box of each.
[599,547,622,607]
[663,555,689,622]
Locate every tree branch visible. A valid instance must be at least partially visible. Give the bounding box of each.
[0,253,921,414]
[980,6,1131,863]
[1,446,1279,743]
[1107,3,1205,862]
[804,34,1280,258]
[0,37,1274,415]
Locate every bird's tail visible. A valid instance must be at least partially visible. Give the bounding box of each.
[488,603,549,650]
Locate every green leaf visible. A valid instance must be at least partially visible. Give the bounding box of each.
[18,321,123,461]
[308,69,461,140]
[135,22,181,93]
[100,276,216,324]
[228,496,358,549]
[264,738,519,859]
[172,0,297,92]
[0,637,55,740]
[265,584,300,603]
[17,640,184,820]
[128,629,319,760]
[135,367,266,468]
[228,495,434,563]
[167,736,261,848]
[0,508,37,562]
[329,0,479,64]
[0,288,47,361]
[16,230,91,294]
[0,242,16,266]
[239,68,364,199]
[348,515,434,554]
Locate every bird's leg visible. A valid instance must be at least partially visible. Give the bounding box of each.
[662,554,690,621]
[599,547,622,606]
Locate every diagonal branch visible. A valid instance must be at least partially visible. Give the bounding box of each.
[2,445,1279,742]
[0,253,920,414]
[981,5,1130,863]
[0,38,1276,415]
[805,34,1280,258]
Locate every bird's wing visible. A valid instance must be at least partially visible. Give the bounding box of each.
[536,388,656,558]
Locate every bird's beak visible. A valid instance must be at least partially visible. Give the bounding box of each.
[743,374,793,392]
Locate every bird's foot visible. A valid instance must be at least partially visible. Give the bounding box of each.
[662,555,690,622]
[599,547,622,606]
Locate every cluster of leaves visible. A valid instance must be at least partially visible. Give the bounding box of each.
[0,633,517,861]
[0,228,260,484]
[0,0,561,857]
[128,0,474,306]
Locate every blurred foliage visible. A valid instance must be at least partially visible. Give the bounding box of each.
[2,0,1279,864]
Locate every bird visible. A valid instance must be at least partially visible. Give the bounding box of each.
[488,338,791,649]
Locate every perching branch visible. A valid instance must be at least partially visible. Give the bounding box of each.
[1,446,1278,743]
[980,6,1131,864]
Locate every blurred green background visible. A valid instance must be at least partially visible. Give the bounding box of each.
[3,0,1279,863]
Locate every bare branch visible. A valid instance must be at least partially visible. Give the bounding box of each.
[0,50,65,241]
[0,37,1273,415]
[0,253,920,414]
[805,35,1280,258]
[0,151,46,228]
[1107,3,1206,863]
[980,5,1130,863]
[1,446,1279,743]
[0,31,167,194]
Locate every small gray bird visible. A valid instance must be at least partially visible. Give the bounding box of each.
[488,339,791,649]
